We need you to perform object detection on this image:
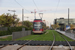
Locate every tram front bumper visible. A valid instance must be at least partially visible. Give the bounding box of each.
[33,31,43,33]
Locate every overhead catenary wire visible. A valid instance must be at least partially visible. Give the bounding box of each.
[32,0,39,11]
[54,0,60,17]
[14,0,30,12]
[15,0,24,8]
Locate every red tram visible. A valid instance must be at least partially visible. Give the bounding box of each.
[33,19,44,33]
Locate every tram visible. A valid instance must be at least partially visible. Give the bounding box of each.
[33,19,44,33]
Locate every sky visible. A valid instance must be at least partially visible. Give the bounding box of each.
[0,0,75,26]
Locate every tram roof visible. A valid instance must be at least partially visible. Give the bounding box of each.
[34,19,42,21]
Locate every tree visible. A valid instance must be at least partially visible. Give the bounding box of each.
[54,23,60,29]
[46,26,49,29]
[13,18,19,27]
[23,21,33,28]
[70,24,75,30]
[51,23,60,29]
[51,25,55,29]
[42,22,46,30]
[0,13,19,27]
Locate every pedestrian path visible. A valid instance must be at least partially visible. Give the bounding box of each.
[0,35,12,38]
[56,30,75,40]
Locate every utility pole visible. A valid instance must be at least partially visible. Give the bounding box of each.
[22,9,24,26]
[68,8,69,25]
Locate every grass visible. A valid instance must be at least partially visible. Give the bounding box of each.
[0,30,74,41]
[16,35,40,40]
[16,30,74,41]
[52,30,74,41]
[33,30,54,41]
[0,36,12,41]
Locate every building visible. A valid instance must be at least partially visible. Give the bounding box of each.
[54,18,75,31]
[55,18,75,25]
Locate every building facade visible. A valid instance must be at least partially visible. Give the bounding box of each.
[54,18,75,25]
[54,18,75,31]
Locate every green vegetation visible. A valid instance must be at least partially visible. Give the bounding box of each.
[23,21,33,28]
[0,36,12,41]
[16,35,39,40]
[16,30,74,41]
[0,26,33,36]
[52,30,73,41]
[51,23,60,29]
[0,13,33,36]
[0,13,19,27]
[0,30,74,41]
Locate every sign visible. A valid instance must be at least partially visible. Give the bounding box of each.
[65,25,70,31]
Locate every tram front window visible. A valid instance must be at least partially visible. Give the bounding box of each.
[34,22,42,30]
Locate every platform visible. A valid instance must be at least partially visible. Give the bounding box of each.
[56,30,75,40]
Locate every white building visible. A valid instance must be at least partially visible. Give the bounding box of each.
[54,18,75,25]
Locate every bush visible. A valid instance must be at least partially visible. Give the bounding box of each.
[0,26,33,36]
[0,31,9,36]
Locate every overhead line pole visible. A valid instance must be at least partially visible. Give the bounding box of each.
[22,9,24,26]
[68,8,69,25]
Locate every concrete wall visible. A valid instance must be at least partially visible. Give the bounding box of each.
[12,30,31,40]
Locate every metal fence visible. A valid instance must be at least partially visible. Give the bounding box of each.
[12,30,31,40]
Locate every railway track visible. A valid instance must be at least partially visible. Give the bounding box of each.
[0,31,48,50]
[0,31,74,50]
[0,35,41,50]
[49,31,73,50]
[17,31,49,50]
[58,33,73,50]
[49,31,55,50]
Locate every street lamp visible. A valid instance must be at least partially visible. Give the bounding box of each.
[8,10,16,18]
[8,10,16,27]
[8,10,16,12]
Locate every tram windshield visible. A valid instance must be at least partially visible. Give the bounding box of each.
[33,22,42,29]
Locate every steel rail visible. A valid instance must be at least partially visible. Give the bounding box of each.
[49,31,55,50]
[59,33,72,50]
[17,35,40,50]
[17,31,48,50]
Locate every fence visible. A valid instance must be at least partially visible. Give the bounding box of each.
[0,27,8,31]
[12,30,31,40]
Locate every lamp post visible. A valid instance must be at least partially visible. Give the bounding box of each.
[68,8,69,25]
[8,10,16,18]
[8,10,16,27]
